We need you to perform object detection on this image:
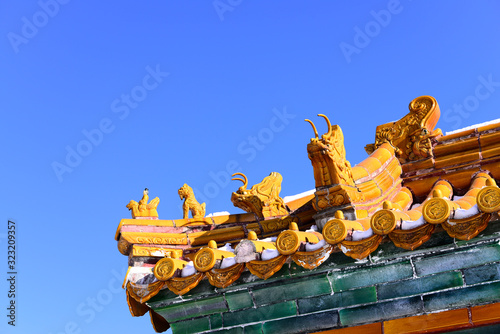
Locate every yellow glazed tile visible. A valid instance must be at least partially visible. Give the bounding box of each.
[352,166,369,181]
[434,150,480,169]
[357,157,383,175]
[478,122,500,133]
[433,137,479,157]
[370,145,393,165]
[438,128,476,142]
[188,226,245,246]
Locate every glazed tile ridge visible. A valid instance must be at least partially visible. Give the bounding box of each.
[114,95,500,333]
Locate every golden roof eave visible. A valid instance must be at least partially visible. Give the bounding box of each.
[116,95,500,330]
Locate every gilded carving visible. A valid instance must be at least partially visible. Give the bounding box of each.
[306,115,355,188]
[153,257,188,281]
[246,255,287,280]
[423,198,450,224]
[313,185,364,211]
[389,223,435,250]
[133,247,155,257]
[276,222,322,255]
[127,281,165,303]
[206,263,245,288]
[276,230,300,255]
[371,210,397,235]
[230,172,288,219]
[154,258,175,281]
[132,246,184,258]
[121,232,188,246]
[322,219,347,244]
[126,188,160,218]
[477,186,500,213]
[193,240,236,272]
[365,96,442,162]
[179,184,206,219]
[261,216,298,234]
[443,213,491,240]
[165,272,204,295]
[291,244,333,269]
[193,248,216,272]
[340,234,383,259]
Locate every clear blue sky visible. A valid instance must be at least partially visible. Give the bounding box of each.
[2,1,500,333]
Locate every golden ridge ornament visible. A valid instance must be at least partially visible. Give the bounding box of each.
[477,182,500,213]
[231,172,288,219]
[305,114,364,211]
[340,234,383,260]
[306,114,355,188]
[246,255,287,280]
[193,240,235,272]
[165,272,204,295]
[322,219,347,244]
[365,95,442,162]
[443,213,491,240]
[389,223,435,250]
[206,263,245,288]
[153,255,189,281]
[126,188,160,218]
[370,210,398,235]
[276,222,322,255]
[178,184,206,219]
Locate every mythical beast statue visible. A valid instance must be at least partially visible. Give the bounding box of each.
[305,114,355,188]
[231,172,288,219]
[126,188,160,218]
[178,184,206,219]
[305,114,363,213]
[365,95,442,162]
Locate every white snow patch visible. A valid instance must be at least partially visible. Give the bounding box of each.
[298,252,330,267]
[445,119,500,135]
[453,195,464,201]
[283,189,315,203]
[453,204,479,219]
[220,257,236,269]
[261,249,280,260]
[305,239,326,251]
[151,250,168,257]
[352,228,373,241]
[306,225,318,233]
[402,216,425,230]
[206,211,230,217]
[260,236,277,242]
[355,258,369,264]
[411,203,421,210]
[181,261,197,277]
[218,243,235,253]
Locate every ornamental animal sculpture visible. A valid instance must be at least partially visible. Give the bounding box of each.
[305,114,355,187]
[178,184,206,219]
[126,188,160,218]
[230,172,288,219]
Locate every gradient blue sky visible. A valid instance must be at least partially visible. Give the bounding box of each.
[2,1,500,333]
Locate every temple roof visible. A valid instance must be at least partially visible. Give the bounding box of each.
[114,95,500,333]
